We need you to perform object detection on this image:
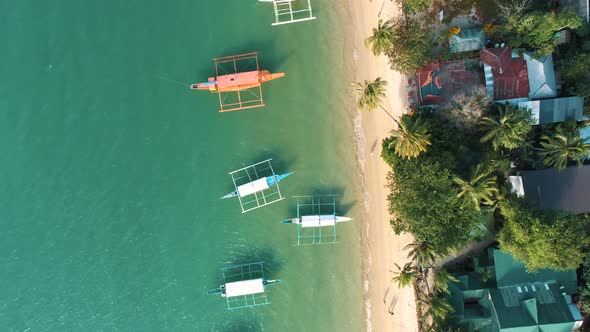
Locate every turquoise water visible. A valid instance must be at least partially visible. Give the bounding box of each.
[1,1,363,331]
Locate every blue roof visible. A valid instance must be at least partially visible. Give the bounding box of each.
[517,97,584,124]
[523,53,557,100]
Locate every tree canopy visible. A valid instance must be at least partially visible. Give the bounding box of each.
[538,126,590,169]
[387,159,483,253]
[385,17,433,74]
[365,19,395,56]
[500,9,583,55]
[396,0,432,14]
[498,197,590,271]
[479,104,534,151]
[387,114,432,159]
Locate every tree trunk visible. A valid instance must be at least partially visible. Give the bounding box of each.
[379,104,400,124]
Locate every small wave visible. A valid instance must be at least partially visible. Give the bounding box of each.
[365,300,372,332]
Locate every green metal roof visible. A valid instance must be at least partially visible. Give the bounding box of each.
[448,250,581,332]
[450,28,486,53]
[517,97,584,124]
[493,250,577,289]
[490,284,576,331]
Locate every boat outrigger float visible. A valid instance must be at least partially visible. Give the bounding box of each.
[191,52,284,112]
[282,215,353,226]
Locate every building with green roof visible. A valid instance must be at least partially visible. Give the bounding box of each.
[450,28,486,53]
[448,249,583,331]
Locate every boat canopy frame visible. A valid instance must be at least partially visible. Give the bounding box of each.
[227,159,285,213]
[264,0,317,26]
[214,52,265,112]
[288,195,340,246]
[221,262,270,310]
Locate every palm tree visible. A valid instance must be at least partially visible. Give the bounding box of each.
[364,19,394,56]
[420,294,454,322]
[387,114,432,159]
[404,241,439,269]
[433,269,459,294]
[352,77,395,120]
[391,262,419,288]
[480,105,532,151]
[537,127,590,170]
[453,163,499,210]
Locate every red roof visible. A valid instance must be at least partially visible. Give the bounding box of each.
[416,60,485,106]
[480,47,530,100]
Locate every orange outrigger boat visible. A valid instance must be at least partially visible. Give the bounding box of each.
[191,52,285,112]
[191,70,284,92]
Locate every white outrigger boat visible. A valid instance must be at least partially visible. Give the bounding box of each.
[281,195,353,245]
[208,262,281,309]
[207,278,281,297]
[221,172,293,199]
[222,159,293,213]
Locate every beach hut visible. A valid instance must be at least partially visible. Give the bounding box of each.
[221,159,293,213]
[281,195,352,245]
[259,0,316,26]
[208,262,281,309]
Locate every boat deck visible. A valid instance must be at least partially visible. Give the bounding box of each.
[217,70,260,88]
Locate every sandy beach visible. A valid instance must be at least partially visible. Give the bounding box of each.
[347,1,419,331]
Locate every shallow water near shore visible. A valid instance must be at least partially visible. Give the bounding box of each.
[1,1,364,331]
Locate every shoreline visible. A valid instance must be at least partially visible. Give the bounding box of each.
[346,1,419,331]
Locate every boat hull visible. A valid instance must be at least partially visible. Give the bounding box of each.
[191,71,285,92]
[221,172,293,199]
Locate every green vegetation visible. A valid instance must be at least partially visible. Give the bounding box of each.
[387,114,432,159]
[498,3,583,55]
[479,104,534,151]
[391,262,419,288]
[555,16,590,116]
[386,159,483,253]
[453,163,498,211]
[352,77,396,120]
[419,293,454,322]
[364,19,395,56]
[396,0,432,14]
[404,241,439,268]
[538,126,590,169]
[364,2,590,329]
[498,197,590,271]
[432,269,458,294]
[577,256,590,313]
[385,16,434,74]
[557,52,590,82]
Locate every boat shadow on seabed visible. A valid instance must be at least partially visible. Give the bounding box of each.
[214,245,285,286]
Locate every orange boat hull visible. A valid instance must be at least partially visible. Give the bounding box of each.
[191,70,285,92]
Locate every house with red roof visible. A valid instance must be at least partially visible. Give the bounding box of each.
[480,47,530,101]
